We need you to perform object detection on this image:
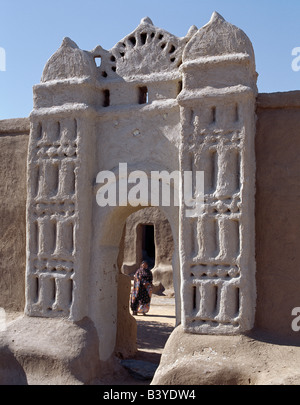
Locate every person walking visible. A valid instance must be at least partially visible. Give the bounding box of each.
[130,261,153,316]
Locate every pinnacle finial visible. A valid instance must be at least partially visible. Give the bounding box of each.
[61,37,78,49]
[202,11,225,29]
[186,25,198,39]
[210,11,225,23]
[140,16,154,25]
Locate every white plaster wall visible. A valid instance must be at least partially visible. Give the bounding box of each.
[25,13,257,363]
[90,177,180,361]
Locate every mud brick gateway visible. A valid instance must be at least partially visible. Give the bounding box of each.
[1,12,300,384]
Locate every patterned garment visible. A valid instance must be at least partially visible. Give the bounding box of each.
[130,267,153,314]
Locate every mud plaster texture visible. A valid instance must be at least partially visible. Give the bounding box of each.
[0,315,125,385]
[0,119,29,312]
[255,92,300,341]
[151,325,300,385]
[152,92,300,385]
[1,13,300,386]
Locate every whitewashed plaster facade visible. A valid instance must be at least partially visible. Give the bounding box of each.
[25,12,257,361]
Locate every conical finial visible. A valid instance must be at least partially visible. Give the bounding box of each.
[186,25,198,39]
[140,16,154,25]
[61,37,79,49]
[210,11,225,22]
[202,11,225,29]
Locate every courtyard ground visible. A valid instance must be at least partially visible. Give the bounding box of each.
[109,295,176,385]
[134,295,176,361]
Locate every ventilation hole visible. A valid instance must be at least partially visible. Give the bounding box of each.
[150,32,155,38]
[209,149,217,192]
[34,276,39,303]
[169,45,176,54]
[74,118,77,140]
[213,285,218,313]
[68,279,73,306]
[110,55,116,62]
[48,163,59,197]
[235,103,239,122]
[50,278,56,302]
[139,86,148,104]
[34,219,39,254]
[170,57,176,62]
[177,80,183,95]
[235,287,240,316]
[111,66,116,72]
[129,36,136,46]
[55,121,60,140]
[236,150,241,192]
[37,122,42,140]
[161,43,166,49]
[103,89,110,107]
[120,51,125,57]
[63,222,74,254]
[94,56,101,67]
[211,106,216,123]
[71,165,76,194]
[34,165,40,198]
[193,286,197,310]
[51,220,57,254]
[141,32,147,45]
[158,34,164,40]
[72,223,76,254]
[102,71,108,78]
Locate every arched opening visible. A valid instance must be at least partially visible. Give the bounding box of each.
[115,207,177,378]
[121,207,175,295]
[89,166,180,377]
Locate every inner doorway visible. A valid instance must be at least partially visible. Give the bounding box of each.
[141,224,155,269]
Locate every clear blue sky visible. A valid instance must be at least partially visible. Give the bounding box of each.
[1,0,300,119]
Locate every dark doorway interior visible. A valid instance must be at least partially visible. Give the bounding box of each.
[142,224,155,269]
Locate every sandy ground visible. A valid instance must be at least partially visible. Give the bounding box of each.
[107,294,176,385]
[134,295,176,361]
